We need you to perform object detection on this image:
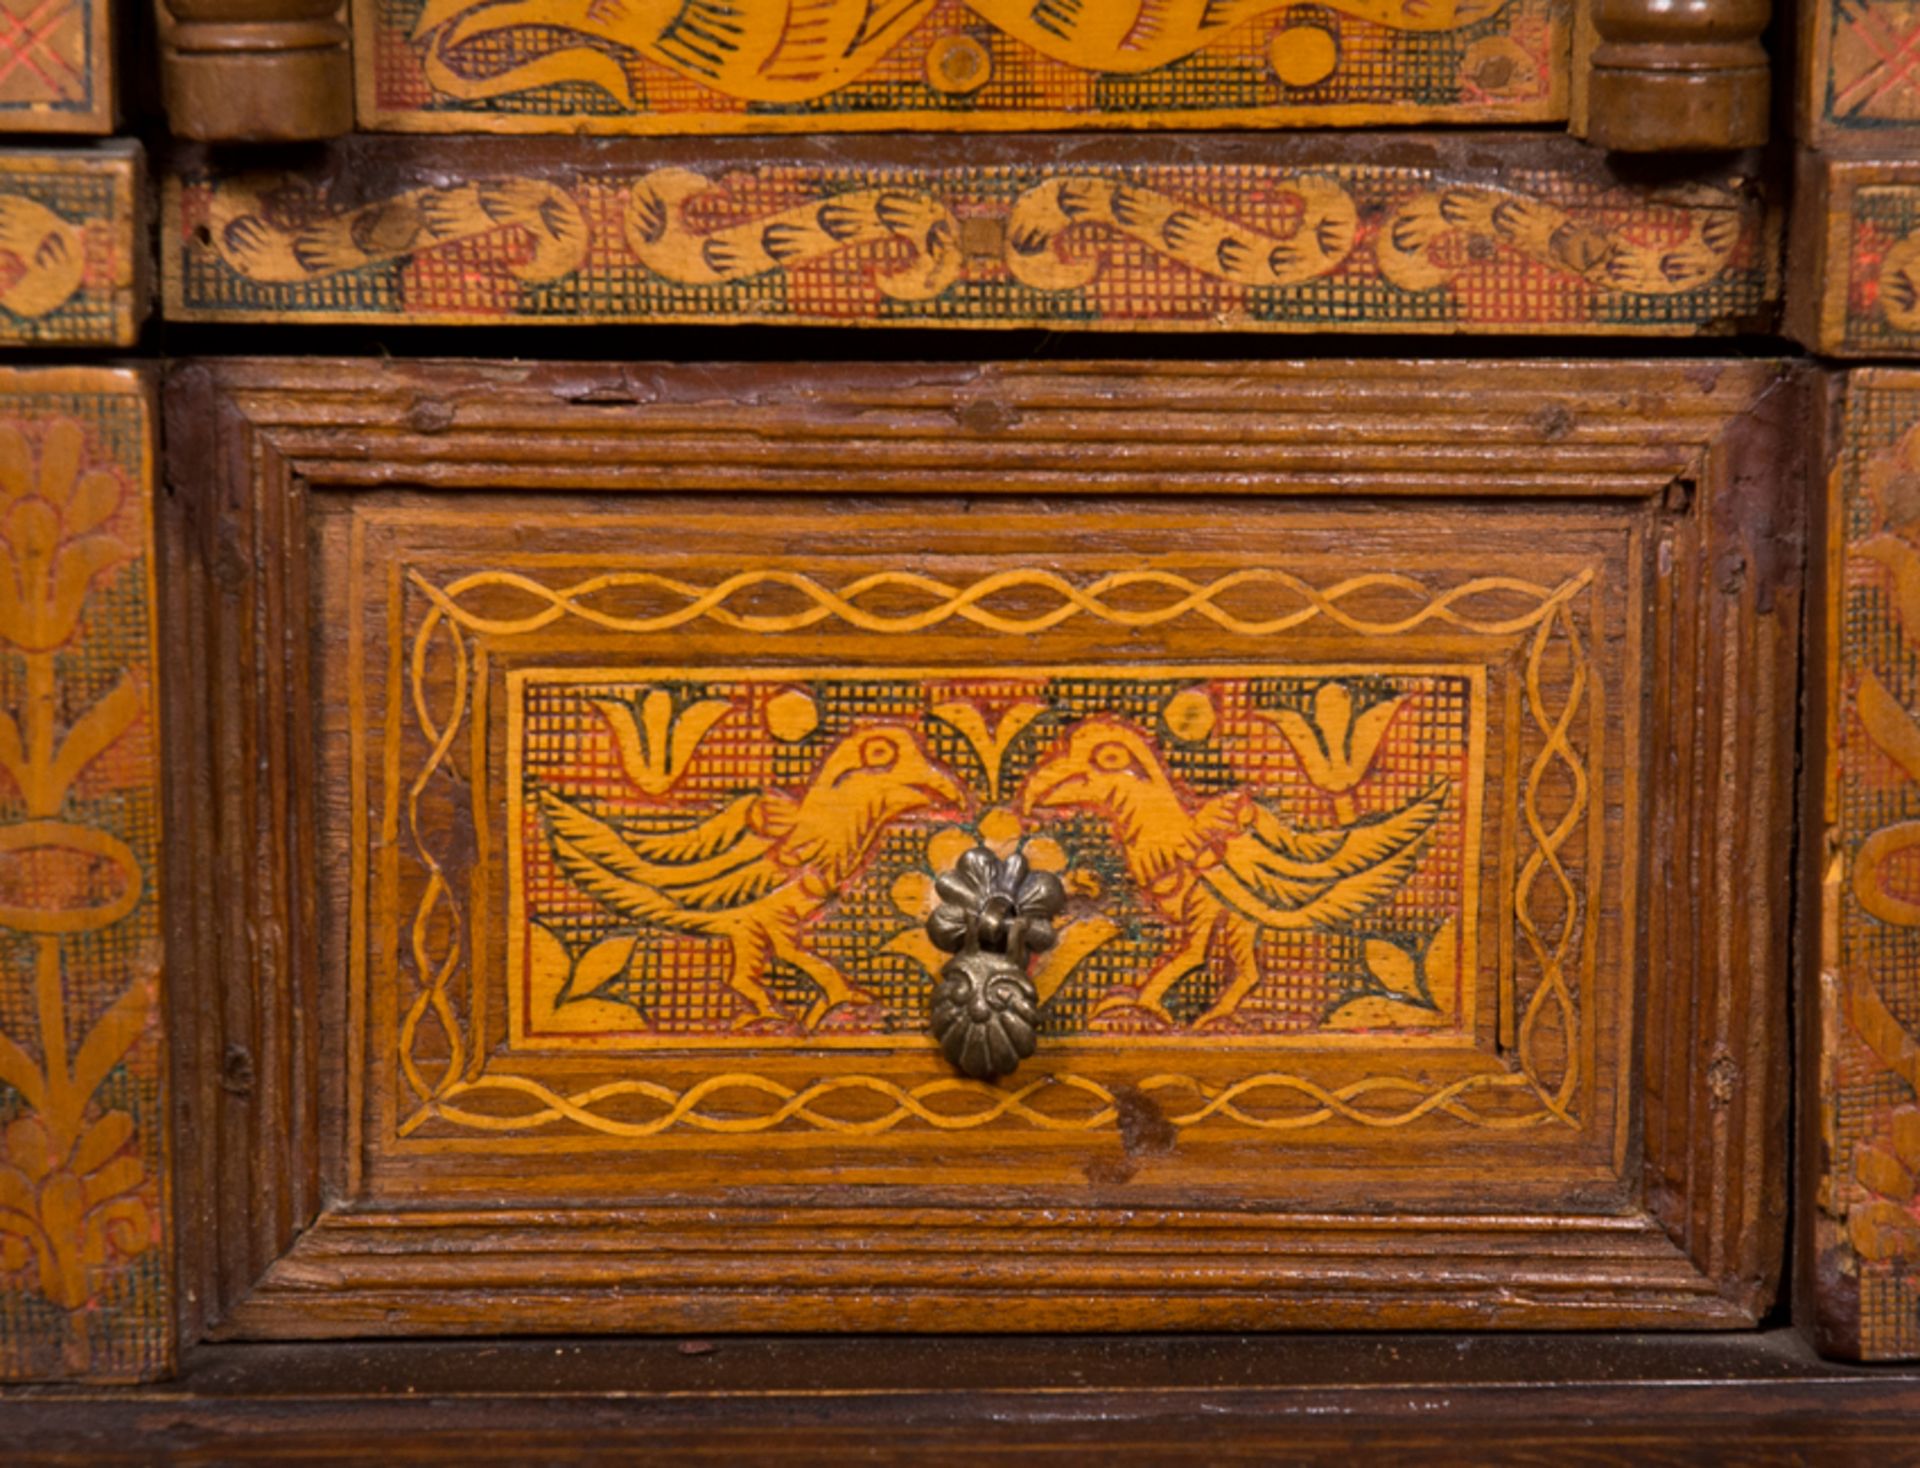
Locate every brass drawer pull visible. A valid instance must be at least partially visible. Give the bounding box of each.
[926,848,1064,1081]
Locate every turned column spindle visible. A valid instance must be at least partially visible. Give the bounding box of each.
[1583,0,1770,151]
[161,0,353,141]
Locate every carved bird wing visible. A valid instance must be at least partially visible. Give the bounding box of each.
[967,0,1503,75]
[618,792,775,870]
[1204,782,1446,929]
[540,791,784,933]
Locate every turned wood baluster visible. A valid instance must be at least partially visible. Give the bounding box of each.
[1583,0,1770,151]
[161,0,353,140]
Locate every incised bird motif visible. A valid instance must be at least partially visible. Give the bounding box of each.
[411,0,1507,106]
[1020,715,1444,1030]
[540,724,966,1032]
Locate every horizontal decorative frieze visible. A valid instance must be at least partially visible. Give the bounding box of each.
[165,136,1777,335]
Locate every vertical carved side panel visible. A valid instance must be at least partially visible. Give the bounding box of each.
[1813,369,1920,1361]
[0,370,168,1381]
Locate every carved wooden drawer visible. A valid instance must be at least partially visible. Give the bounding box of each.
[161,357,1799,1339]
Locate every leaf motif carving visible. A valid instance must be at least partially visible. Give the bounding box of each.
[68,975,152,1107]
[46,673,141,801]
[1858,670,1920,785]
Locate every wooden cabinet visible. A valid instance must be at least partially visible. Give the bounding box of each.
[12,0,1920,1448]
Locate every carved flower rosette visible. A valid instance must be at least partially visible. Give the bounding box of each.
[926,848,1064,1082]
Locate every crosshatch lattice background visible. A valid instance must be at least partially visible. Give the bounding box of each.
[172,160,1771,332]
[0,165,123,343]
[512,668,1477,1049]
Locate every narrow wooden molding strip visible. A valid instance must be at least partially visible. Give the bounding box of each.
[0,369,170,1383]
[0,145,146,348]
[163,135,1777,334]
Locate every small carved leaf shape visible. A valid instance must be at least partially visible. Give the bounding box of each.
[927,847,1064,961]
[0,420,129,653]
[556,932,641,1010]
[1364,937,1430,1004]
[1326,920,1455,1031]
[1849,1106,1920,1264]
[1857,670,1920,786]
[0,1109,149,1310]
[1267,682,1405,794]
[593,688,731,796]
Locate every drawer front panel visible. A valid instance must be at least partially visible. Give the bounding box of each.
[163,360,1795,1335]
[344,499,1620,1204]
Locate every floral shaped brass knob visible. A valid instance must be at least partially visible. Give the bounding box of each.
[926,847,1064,1081]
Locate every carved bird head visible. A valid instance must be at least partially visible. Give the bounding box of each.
[811,725,967,823]
[1020,716,1170,814]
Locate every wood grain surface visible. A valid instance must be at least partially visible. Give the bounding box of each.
[158,357,1798,1342]
[3,1333,1919,1464]
[159,0,352,142]
[1580,0,1769,150]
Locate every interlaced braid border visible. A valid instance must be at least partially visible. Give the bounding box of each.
[392,562,1597,1138]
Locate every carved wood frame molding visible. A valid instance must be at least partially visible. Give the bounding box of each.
[159,358,1800,1340]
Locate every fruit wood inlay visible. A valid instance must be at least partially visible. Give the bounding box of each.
[394,510,1576,1142]
[0,369,167,1382]
[163,136,1777,336]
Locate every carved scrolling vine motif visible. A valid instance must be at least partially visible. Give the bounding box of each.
[384,558,1597,1141]
[172,162,1769,333]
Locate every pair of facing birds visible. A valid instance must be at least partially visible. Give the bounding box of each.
[540,715,1445,1034]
